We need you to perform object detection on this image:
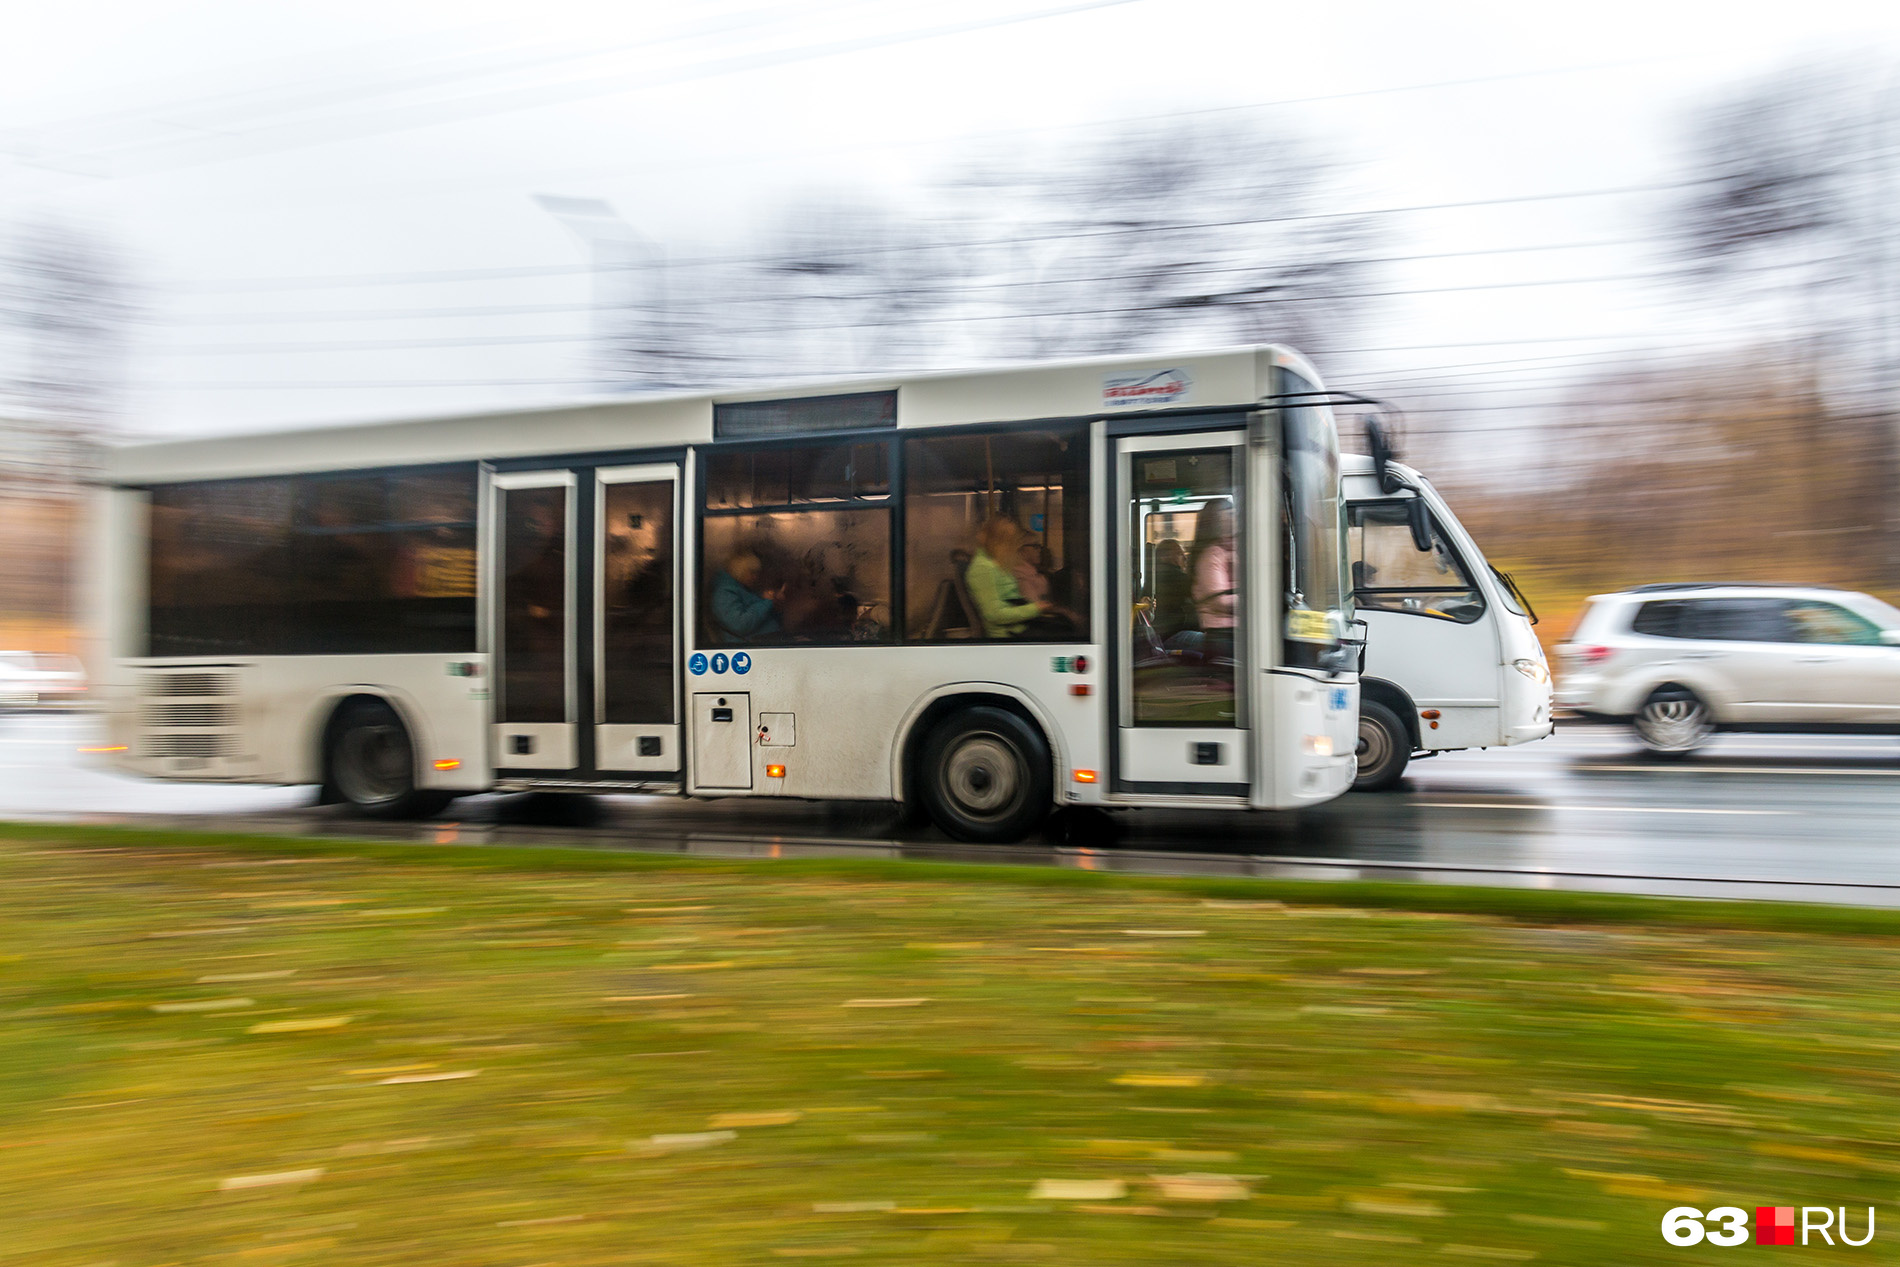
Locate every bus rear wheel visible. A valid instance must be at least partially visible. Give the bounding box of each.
[327,698,451,820]
[919,706,1052,844]
[1351,699,1412,792]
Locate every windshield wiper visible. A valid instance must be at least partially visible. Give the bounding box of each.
[1493,567,1538,625]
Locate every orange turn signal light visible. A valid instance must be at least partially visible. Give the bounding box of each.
[1419,709,1441,719]
[79,745,129,754]
[1069,683,1092,696]
[433,758,462,771]
[1072,769,1098,784]
[766,763,787,779]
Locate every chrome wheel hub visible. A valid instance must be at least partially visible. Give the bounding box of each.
[1636,697,1709,751]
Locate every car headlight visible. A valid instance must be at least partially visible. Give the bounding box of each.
[1510,658,1550,685]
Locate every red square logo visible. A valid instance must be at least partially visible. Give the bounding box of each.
[1756,1206,1796,1245]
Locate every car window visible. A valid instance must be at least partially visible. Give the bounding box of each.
[1682,598,1791,642]
[1631,600,1687,638]
[1783,600,1885,646]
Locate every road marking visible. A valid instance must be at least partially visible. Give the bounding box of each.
[1575,764,1900,777]
[1417,802,1787,816]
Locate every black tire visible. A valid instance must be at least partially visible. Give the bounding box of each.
[326,698,450,820]
[1351,699,1412,792]
[918,706,1053,844]
[1632,684,1711,757]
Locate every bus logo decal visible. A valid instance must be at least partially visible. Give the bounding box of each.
[1103,368,1192,408]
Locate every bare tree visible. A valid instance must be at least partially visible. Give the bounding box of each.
[593,117,1383,388]
[942,118,1383,361]
[0,217,134,651]
[1666,58,1900,581]
[0,218,135,432]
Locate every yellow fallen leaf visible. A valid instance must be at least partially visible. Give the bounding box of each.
[1345,1197,1446,1217]
[1114,1074,1206,1088]
[1030,1179,1126,1201]
[1152,1173,1249,1201]
[710,1111,802,1128]
[219,1167,324,1191]
[152,998,254,1013]
[841,998,929,1008]
[249,1016,352,1035]
[378,1070,478,1085]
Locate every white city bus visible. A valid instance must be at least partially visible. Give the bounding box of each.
[87,347,1358,842]
[1343,452,1552,790]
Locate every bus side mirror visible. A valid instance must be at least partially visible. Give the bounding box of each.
[1407,497,1432,552]
[1367,417,1402,494]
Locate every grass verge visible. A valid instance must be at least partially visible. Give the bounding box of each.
[4,821,1897,1265]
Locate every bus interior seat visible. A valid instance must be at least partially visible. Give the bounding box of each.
[946,550,982,638]
[919,580,963,639]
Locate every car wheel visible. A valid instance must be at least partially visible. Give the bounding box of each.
[1632,686,1711,756]
[327,698,451,819]
[1351,699,1412,792]
[919,706,1052,844]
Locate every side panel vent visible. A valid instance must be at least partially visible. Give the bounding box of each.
[143,733,231,759]
[144,673,236,698]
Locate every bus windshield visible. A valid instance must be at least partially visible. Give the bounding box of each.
[1279,371,1348,669]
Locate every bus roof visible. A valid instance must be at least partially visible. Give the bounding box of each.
[105,344,1322,485]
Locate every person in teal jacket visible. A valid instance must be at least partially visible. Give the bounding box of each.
[710,551,783,643]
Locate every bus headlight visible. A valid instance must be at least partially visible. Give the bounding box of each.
[1302,734,1335,756]
[1510,658,1550,685]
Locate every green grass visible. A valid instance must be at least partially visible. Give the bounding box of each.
[4,822,1898,1265]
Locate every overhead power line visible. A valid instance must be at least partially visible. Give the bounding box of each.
[168,182,1711,294]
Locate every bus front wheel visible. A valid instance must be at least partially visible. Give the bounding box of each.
[326,697,451,820]
[919,706,1052,844]
[1351,699,1412,792]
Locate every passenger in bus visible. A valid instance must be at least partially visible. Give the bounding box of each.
[1012,540,1052,604]
[1151,537,1197,640]
[710,550,784,643]
[968,517,1075,639]
[1190,499,1236,661]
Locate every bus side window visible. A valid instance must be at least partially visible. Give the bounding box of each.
[902,427,1090,643]
[700,441,894,646]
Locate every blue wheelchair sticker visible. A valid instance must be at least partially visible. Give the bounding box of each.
[688,652,708,676]
[1329,687,1350,712]
[732,652,752,675]
[711,653,730,674]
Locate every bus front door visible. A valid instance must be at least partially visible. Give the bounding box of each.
[1114,432,1251,797]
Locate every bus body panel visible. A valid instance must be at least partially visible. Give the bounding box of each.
[1344,459,1551,754]
[93,346,1359,823]
[104,654,493,791]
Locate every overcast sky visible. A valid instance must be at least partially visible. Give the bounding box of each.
[4,0,1899,439]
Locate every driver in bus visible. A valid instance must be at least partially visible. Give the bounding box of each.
[710,550,784,643]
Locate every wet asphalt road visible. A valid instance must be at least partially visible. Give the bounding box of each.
[3,711,1895,905]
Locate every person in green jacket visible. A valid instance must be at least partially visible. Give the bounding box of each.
[966,516,1057,638]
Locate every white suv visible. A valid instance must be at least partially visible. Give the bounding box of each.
[1556,584,1900,752]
